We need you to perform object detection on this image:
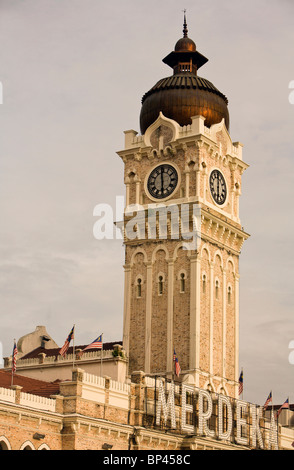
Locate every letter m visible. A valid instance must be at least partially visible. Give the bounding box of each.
[156,380,176,429]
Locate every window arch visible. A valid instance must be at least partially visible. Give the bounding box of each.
[38,443,50,450]
[202,273,207,295]
[136,277,142,298]
[228,285,232,305]
[215,279,220,300]
[0,436,11,450]
[158,275,164,295]
[178,270,187,293]
[20,441,35,450]
[180,273,186,293]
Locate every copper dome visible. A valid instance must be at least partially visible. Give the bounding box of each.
[174,36,196,52]
[139,16,229,135]
[140,74,229,134]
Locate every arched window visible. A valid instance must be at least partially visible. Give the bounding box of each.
[158,275,163,295]
[20,441,35,450]
[202,274,207,295]
[215,280,219,300]
[0,436,11,450]
[228,286,232,305]
[38,443,50,450]
[137,278,142,298]
[180,273,186,293]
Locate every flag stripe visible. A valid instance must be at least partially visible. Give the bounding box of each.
[59,326,75,357]
[277,398,289,417]
[12,341,18,374]
[263,391,272,410]
[82,335,103,353]
[238,370,243,396]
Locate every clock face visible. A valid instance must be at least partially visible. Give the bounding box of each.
[147,164,178,200]
[209,169,227,205]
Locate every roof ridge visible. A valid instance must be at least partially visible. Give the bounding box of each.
[142,74,228,105]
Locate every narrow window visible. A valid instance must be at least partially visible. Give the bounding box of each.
[215,280,219,300]
[137,278,142,298]
[228,286,232,305]
[180,273,186,293]
[158,275,163,295]
[202,274,206,295]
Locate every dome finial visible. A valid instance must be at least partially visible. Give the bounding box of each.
[182,9,188,38]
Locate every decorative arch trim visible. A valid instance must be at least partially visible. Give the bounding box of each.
[20,440,35,450]
[226,256,236,273]
[151,245,169,263]
[213,250,224,267]
[0,436,11,450]
[172,242,190,261]
[143,112,179,147]
[200,244,211,263]
[38,443,50,450]
[130,247,148,266]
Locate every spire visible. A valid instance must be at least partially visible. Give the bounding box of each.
[162,12,208,75]
[183,9,188,38]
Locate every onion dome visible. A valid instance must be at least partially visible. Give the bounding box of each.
[140,14,229,134]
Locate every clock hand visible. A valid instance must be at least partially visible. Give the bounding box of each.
[161,167,164,192]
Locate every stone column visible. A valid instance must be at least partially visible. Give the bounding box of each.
[222,267,227,379]
[234,273,240,398]
[184,170,190,199]
[189,253,201,385]
[135,176,141,206]
[124,177,130,207]
[144,262,153,373]
[196,163,201,199]
[166,259,174,375]
[209,261,215,375]
[122,264,132,358]
[12,385,22,404]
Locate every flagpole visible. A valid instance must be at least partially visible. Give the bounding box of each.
[72,324,76,370]
[100,333,103,378]
[11,339,15,387]
[277,397,279,450]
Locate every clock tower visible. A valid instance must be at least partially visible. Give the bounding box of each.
[118,16,249,398]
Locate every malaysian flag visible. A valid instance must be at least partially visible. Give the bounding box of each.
[173,349,181,377]
[12,340,18,374]
[277,398,289,418]
[238,370,243,396]
[79,334,103,356]
[263,391,273,410]
[59,325,75,357]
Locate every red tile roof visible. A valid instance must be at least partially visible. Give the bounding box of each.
[0,370,61,398]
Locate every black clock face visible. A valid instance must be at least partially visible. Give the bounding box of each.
[209,170,227,205]
[147,164,178,199]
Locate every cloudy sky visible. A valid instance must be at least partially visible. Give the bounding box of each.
[0,0,294,406]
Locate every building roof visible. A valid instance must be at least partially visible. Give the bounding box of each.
[0,370,61,398]
[20,341,122,360]
[139,16,229,134]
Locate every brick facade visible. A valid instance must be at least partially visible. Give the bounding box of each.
[0,368,293,450]
[120,115,249,398]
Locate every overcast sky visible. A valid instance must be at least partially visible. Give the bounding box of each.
[0,0,294,406]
